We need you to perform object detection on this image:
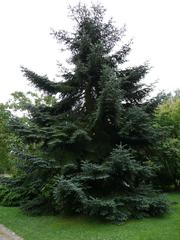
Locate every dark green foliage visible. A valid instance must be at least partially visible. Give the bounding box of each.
[0,104,11,173]
[0,177,22,206]
[52,145,168,222]
[0,185,21,206]
[0,103,22,174]
[5,3,169,222]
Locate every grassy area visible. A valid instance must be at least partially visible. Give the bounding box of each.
[0,193,180,240]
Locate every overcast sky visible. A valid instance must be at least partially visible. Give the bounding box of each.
[0,0,179,103]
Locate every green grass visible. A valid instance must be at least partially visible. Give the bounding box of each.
[0,193,180,240]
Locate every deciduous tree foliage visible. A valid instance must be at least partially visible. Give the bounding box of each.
[0,104,11,173]
[0,104,17,173]
[7,4,168,222]
[0,103,22,174]
[154,93,180,189]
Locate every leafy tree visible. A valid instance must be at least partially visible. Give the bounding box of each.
[0,104,11,173]
[154,94,180,189]
[7,3,168,222]
[7,91,56,119]
[0,104,21,174]
[0,90,53,174]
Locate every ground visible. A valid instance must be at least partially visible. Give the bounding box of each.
[0,193,179,240]
[0,224,22,240]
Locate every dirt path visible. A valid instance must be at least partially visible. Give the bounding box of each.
[0,225,23,240]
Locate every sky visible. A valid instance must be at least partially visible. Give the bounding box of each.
[0,0,179,103]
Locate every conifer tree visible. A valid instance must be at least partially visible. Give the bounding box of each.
[8,3,168,222]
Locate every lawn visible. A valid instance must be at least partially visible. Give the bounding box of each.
[0,193,179,240]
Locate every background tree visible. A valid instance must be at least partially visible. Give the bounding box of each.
[2,91,56,173]
[7,91,56,118]
[154,91,180,189]
[0,104,11,173]
[0,103,21,174]
[5,3,168,222]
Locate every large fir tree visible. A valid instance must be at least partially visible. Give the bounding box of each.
[8,4,168,222]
